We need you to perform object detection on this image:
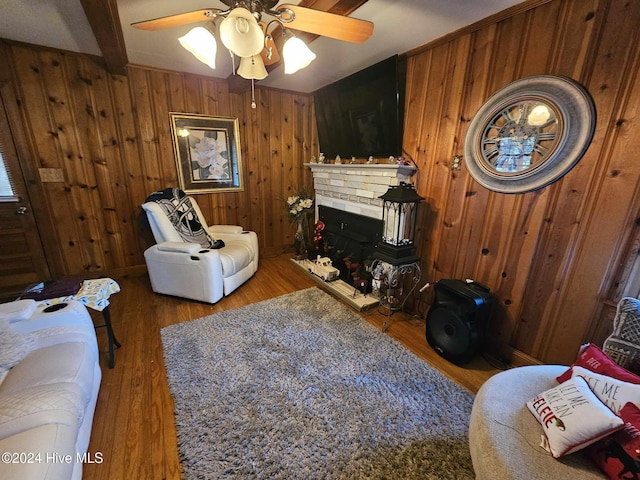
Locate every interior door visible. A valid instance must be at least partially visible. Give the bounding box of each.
[0,84,51,302]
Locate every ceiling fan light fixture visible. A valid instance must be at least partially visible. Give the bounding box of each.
[237,55,268,80]
[282,30,316,74]
[178,25,217,69]
[220,7,264,58]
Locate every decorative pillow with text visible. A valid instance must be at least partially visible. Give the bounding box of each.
[557,343,640,385]
[571,366,640,414]
[527,375,624,458]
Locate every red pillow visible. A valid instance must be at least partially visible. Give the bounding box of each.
[557,344,640,385]
[588,402,640,479]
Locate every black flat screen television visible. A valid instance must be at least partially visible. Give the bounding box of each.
[313,55,406,159]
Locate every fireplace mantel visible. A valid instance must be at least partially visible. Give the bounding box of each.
[306,162,417,220]
[306,162,416,176]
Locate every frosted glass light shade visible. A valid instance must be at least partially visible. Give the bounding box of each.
[179,26,217,69]
[220,7,264,58]
[282,36,316,74]
[238,55,268,80]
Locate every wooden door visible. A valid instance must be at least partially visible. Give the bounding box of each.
[0,85,50,302]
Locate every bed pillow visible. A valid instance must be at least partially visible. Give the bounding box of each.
[571,366,640,414]
[603,297,640,375]
[557,343,640,385]
[588,402,640,479]
[526,375,624,458]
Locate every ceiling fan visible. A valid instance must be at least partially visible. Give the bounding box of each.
[131,1,374,45]
[132,1,373,106]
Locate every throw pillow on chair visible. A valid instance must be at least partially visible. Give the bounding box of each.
[603,297,640,375]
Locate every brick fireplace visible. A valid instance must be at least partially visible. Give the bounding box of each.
[297,162,417,310]
[307,162,417,221]
[307,162,417,282]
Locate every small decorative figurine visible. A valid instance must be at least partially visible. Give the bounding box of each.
[318,152,325,164]
[313,220,325,251]
[308,255,339,282]
[351,156,356,164]
[367,156,375,164]
[388,155,395,164]
[335,155,342,164]
[309,155,317,164]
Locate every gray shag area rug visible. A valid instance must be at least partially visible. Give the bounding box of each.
[161,287,475,480]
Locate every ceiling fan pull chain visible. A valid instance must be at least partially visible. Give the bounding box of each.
[251,79,257,109]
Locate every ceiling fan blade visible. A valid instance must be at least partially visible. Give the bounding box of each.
[131,9,222,31]
[275,4,373,44]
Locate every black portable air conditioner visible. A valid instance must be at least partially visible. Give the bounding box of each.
[425,279,494,365]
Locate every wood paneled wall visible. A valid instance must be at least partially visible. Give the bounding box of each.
[2,0,640,365]
[404,0,640,364]
[1,41,316,277]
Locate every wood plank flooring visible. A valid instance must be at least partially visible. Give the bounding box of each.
[84,254,502,479]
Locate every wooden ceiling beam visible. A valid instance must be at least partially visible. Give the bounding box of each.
[79,0,129,75]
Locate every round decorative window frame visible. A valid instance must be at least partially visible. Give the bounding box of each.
[463,75,596,194]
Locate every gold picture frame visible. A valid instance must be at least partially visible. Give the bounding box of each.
[170,113,244,193]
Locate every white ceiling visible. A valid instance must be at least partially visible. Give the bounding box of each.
[0,0,523,93]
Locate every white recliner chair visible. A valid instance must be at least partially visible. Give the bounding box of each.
[141,188,258,304]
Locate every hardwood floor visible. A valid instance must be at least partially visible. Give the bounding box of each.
[84,254,502,479]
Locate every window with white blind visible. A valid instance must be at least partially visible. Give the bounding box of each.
[0,150,18,201]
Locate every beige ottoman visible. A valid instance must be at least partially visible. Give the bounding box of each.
[469,365,605,479]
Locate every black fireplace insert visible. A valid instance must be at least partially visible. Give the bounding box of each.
[312,205,383,288]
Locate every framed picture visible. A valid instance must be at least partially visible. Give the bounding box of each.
[169,113,244,193]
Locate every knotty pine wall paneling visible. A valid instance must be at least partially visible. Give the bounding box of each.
[235,91,263,238]
[2,40,317,283]
[404,0,640,365]
[531,1,640,361]
[268,89,285,251]
[109,70,152,265]
[241,87,316,254]
[12,45,110,274]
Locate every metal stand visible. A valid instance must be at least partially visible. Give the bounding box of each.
[96,306,122,369]
[371,259,421,332]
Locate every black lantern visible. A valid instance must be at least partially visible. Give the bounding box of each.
[374,182,424,265]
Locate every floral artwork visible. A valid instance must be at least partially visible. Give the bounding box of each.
[189,132,230,181]
[170,113,244,193]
